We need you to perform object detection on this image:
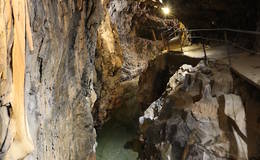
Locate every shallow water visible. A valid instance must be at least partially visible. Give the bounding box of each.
[96,120,138,160]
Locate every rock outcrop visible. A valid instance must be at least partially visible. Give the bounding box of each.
[139,61,249,159]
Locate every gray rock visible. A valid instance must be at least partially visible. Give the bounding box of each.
[139,61,248,160]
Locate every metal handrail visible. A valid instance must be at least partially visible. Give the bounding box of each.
[187,28,260,35]
[190,36,258,55]
[162,27,260,67]
[163,27,260,54]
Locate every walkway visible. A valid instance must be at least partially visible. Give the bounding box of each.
[182,45,260,89]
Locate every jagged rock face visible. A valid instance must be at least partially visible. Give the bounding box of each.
[24,0,102,159]
[108,0,166,80]
[139,61,250,159]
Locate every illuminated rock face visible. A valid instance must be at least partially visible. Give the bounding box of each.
[24,0,104,159]
[94,0,174,125]
[1,0,103,159]
[94,6,124,125]
[0,0,34,159]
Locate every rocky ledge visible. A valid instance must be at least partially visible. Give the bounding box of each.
[139,60,248,160]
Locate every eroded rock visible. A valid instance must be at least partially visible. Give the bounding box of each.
[24,0,103,159]
[139,61,248,160]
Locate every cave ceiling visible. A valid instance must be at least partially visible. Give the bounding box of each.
[127,0,259,30]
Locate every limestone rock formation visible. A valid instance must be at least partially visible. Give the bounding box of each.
[139,61,248,159]
[0,0,34,159]
[24,0,102,159]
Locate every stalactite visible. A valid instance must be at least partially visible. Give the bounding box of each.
[0,0,34,159]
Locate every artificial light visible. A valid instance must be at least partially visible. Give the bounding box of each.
[162,6,170,15]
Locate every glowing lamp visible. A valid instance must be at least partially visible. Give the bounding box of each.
[162,7,170,15]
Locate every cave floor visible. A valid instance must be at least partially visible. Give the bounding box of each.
[182,45,260,89]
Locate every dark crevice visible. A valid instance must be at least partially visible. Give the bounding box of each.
[138,52,201,111]
[38,37,45,54]
[37,57,43,83]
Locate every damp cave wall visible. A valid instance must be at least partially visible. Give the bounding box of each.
[24,0,103,159]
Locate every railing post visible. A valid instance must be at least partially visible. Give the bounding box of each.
[167,38,170,52]
[180,30,183,52]
[224,31,232,66]
[151,29,157,41]
[202,40,208,65]
[161,33,166,51]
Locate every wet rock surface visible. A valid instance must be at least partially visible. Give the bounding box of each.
[139,61,250,160]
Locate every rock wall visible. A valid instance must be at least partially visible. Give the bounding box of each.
[108,0,165,80]
[24,0,102,159]
[94,2,123,125]
[93,0,169,125]
[139,61,250,159]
